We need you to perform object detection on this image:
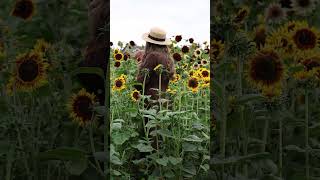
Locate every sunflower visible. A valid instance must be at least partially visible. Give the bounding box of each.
[114,60,121,68]
[187,76,199,93]
[266,27,294,59]
[193,63,200,70]
[265,3,286,23]
[166,88,177,94]
[233,6,250,24]
[198,68,210,79]
[252,24,267,50]
[248,49,284,89]
[189,38,194,43]
[67,88,97,126]
[8,51,49,93]
[114,52,124,61]
[119,74,127,81]
[131,89,141,102]
[291,23,319,51]
[201,59,208,65]
[292,0,316,16]
[175,35,182,42]
[129,41,136,46]
[193,48,202,57]
[112,77,126,91]
[34,39,50,53]
[201,77,210,88]
[113,49,120,54]
[181,46,189,53]
[171,73,181,83]
[210,39,224,61]
[173,53,182,62]
[294,51,320,80]
[11,0,35,20]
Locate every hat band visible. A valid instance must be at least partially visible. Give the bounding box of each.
[148,34,165,42]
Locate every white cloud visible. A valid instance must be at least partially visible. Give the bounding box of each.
[110,0,210,46]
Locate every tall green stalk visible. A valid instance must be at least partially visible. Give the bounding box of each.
[305,89,309,180]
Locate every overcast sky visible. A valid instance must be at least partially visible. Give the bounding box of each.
[110,0,210,46]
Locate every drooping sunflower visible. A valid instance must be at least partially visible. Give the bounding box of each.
[248,49,284,89]
[112,76,126,91]
[114,52,124,61]
[290,22,320,51]
[131,89,141,102]
[11,0,35,20]
[8,51,49,93]
[292,0,316,16]
[187,76,199,93]
[67,88,97,126]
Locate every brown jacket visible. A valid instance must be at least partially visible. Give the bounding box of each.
[136,52,175,100]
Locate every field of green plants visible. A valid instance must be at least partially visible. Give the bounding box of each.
[0,1,108,179]
[110,38,210,179]
[211,0,320,179]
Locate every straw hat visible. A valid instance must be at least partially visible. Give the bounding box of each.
[142,27,171,45]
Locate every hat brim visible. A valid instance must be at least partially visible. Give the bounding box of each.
[142,33,171,45]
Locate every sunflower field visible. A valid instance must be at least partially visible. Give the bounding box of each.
[211,0,320,179]
[110,37,210,179]
[0,0,108,179]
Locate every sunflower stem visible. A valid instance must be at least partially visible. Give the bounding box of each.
[16,126,31,180]
[142,73,148,140]
[305,88,310,180]
[89,124,105,177]
[279,110,283,178]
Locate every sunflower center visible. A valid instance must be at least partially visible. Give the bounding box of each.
[13,0,34,19]
[251,52,283,85]
[73,96,93,121]
[115,53,123,60]
[18,59,39,82]
[133,92,139,99]
[271,8,282,18]
[294,28,317,50]
[298,0,310,7]
[188,78,198,88]
[115,80,123,87]
[202,71,209,77]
